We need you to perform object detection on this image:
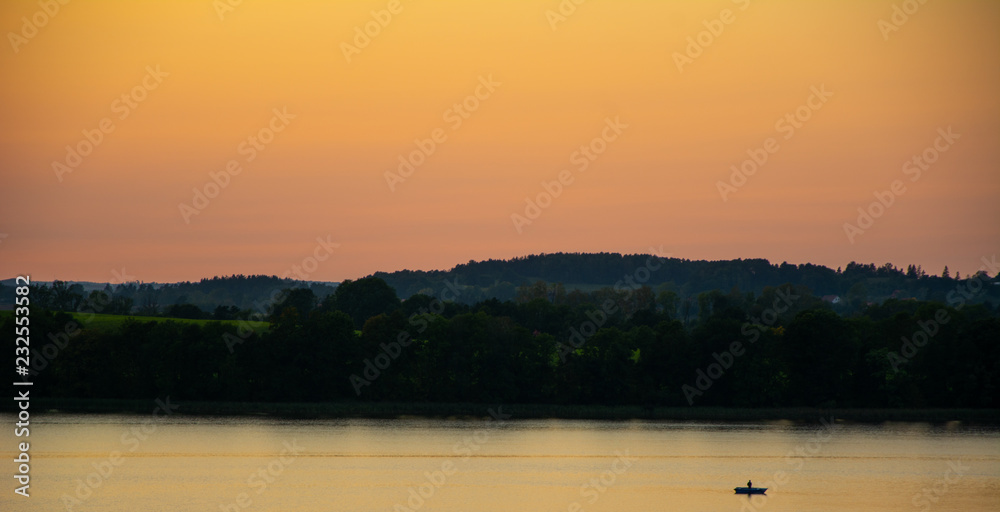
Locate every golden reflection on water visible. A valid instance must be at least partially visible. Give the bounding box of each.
[1,414,998,511]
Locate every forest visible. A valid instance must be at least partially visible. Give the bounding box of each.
[6,252,994,314]
[6,265,999,409]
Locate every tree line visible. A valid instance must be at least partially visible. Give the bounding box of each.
[15,275,336,318]
[373,253,990,305]
[7,275,998,408]
[8,253,996,315]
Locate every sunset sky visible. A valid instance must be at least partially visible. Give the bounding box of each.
[1,0,997,283]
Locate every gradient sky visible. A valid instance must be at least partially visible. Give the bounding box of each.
[1,0,998,283]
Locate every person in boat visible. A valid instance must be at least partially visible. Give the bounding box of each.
[747,480,752,489]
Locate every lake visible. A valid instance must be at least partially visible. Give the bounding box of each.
[2,411,998,511]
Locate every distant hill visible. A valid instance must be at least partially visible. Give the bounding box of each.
[0,275,337,314]
[4,253,998,312]
[371,252,999,306]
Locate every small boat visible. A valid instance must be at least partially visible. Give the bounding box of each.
[734,487,767,495]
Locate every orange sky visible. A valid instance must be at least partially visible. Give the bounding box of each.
[1,0,998,283]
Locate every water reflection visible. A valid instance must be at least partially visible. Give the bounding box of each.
[1,414,997,511]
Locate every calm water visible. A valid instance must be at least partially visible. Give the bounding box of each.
[2,413,998,511]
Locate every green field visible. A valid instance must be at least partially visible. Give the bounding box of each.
[0,310,269,334]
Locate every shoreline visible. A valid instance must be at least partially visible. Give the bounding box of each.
[6,399,999,424]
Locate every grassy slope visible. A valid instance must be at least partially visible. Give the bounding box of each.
[0,310,269,333]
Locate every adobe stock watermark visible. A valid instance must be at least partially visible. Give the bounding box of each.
[510,116,627,233]
[7,0,70,54]
[545,0,588,31]
[741,417,837,512]
[30,267,137,376]
[912,460,969,512]
[223,235,340,353]
[556,247,669,361]
[717,84,833,202]
[683,286,801,405]
[178,107,295,223]
[887,254,996,373]
[341,0,403,63]
[53,65,169,182]
[384,74,500,192]
[878,0,931,41]
[562,451,637,512]
[672,0,751,73]
[842,126,959,244]
[214,0,244,21]
[60,397,179,511]
[219,439,305,512]
[351,278,462,395]
[394,406,510,512]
